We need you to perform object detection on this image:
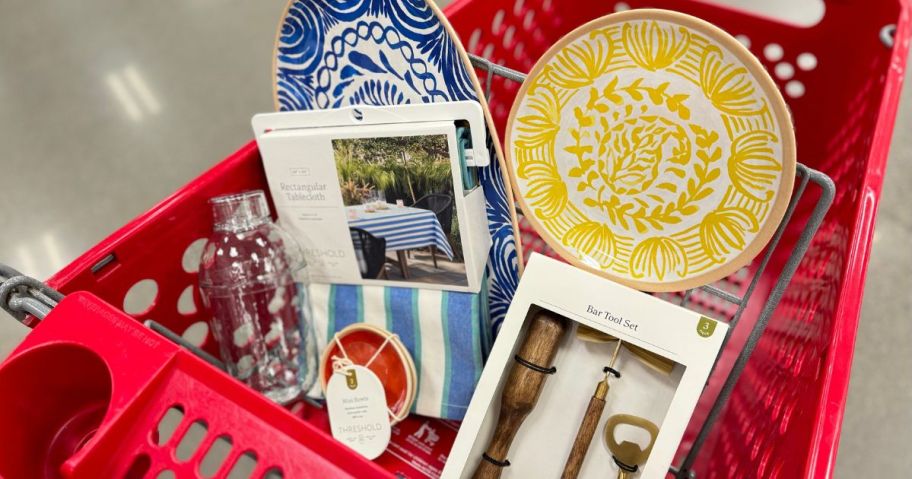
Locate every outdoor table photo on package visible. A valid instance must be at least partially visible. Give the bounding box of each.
[0,0,910,478]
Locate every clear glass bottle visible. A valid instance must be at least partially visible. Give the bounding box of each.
[198,190,317,404]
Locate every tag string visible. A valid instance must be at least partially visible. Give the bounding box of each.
[330,332,410,422]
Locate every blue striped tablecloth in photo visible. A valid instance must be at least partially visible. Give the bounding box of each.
[347,204,454,259]
[308,283,492,420]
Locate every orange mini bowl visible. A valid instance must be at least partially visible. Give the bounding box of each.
[319,324,416,424]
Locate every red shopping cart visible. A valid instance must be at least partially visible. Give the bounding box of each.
[0,0,908,478]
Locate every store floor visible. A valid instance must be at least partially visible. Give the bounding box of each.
[0,1,908,476]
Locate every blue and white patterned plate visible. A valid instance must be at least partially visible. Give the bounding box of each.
[273,0,519,330]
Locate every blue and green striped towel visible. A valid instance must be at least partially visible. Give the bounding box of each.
[309,283,492,420]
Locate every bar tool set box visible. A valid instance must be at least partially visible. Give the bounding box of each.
[444,254,727,479]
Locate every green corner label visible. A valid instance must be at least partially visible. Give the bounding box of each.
[697,317,717,338]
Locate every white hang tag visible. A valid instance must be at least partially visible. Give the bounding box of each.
[325,365,392,459]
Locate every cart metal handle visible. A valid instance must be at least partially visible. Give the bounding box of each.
[0,263,219,364]
[0,262,326,409]
[0,264,64,326]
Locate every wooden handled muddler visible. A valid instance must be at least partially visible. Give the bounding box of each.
[472,309,569,479]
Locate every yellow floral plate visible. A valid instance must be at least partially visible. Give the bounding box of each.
[506,9,796,292]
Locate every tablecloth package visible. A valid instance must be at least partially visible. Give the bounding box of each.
[253,106,494,295]
[253,104,507,420]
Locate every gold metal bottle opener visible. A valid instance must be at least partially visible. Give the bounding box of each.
[604,414,660,479]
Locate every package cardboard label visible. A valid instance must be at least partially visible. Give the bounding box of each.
[326,365,391,459]
[253,104,493,294]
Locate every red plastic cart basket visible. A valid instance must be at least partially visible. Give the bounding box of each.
[0,290,390,479]
[1,0,909,478]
